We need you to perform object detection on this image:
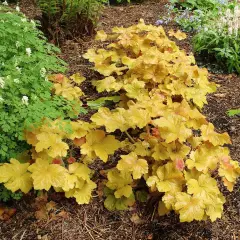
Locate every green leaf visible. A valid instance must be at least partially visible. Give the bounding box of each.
[87,96,120,110]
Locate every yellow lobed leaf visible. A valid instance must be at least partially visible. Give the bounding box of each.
[201,123,231,146]
[54,78,84,101]
[70,73,86,85]
[28,158,67,191]
[186,144,230,173]
[68,162,91,181]
[153,115,192,143]
[175,192,205,222]
[114,185,133,199]
[35,132,69,158]
[62,174,78,192]
[91,107,129,132]
[218,159,240,184]
[72,180,96,204]
[168,29,187,40]
[66,121,91,140]
[205,196,225,222]
[152,143,170,161]
[117,152,148,179]
[133,141,151,157]
[81,130,121,162]
[162,192,176,210]
[125,105,152,129]
[187,174,220,204]
[95,30,108,41]
[147,163,184,193]
[92,76,123,93]
[0,159,32,193]
[124,79,149,101]
[106,168,133,190]
[164,141,190,161]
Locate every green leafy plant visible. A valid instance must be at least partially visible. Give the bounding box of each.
[158,1,229,32]
[37,0,106,42]
[227,109,240,116]
[193,4,240,73]
[0,184,23,202]
[170,0,228,10]
[0,6,81,163]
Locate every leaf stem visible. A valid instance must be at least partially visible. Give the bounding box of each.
[125,131,135,143]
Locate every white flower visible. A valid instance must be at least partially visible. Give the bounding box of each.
[16,6,20,12]
[40,68,46,78]
[13,78,20,83]
[234,6,239,14]
[30,20,36,26]
[226,9,231,19]
[16,67,21,73]
[228,26,233,35]
[0,77,5,89]
[2,1,8,6]
[26,48,31,57]
[22,96,29,105]
[0,96,4,103]
[16,41,20,48]
[21,18,27,22]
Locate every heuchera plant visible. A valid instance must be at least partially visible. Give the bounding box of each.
[0,20,239,223]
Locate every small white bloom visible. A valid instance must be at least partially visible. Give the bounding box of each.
[16,6,20,12]
[26,48,31,57]
[226,9,231,19]
[22,96,29,105]
[2,1,8,6]
[16,41,20,48]
[0,77,5,89]
[234,6,239,14]
[16,67,21,73]
[0,96,4,103]
[13,78,20,83]
[21,18,27,22]
[228,26,233,35]
[40,68,46,78]
[30,20,36,26]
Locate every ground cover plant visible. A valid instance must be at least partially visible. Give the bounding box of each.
[0,15,239,224]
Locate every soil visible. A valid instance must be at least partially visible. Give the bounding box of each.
[1,1,240,239]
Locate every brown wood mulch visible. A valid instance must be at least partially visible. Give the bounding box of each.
[0,1,239,239]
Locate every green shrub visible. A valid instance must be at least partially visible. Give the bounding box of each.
[193,4,240,73]
[0,5,80,163]
[170,0,228,10]
[37,0,106,41]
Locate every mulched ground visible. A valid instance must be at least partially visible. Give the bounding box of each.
[1,1,239,239]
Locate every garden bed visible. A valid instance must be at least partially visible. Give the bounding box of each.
[0,0,239,239]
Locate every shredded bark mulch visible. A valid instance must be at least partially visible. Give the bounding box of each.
[0,1,239,239]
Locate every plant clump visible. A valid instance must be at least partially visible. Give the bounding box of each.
[0,19,239,223]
